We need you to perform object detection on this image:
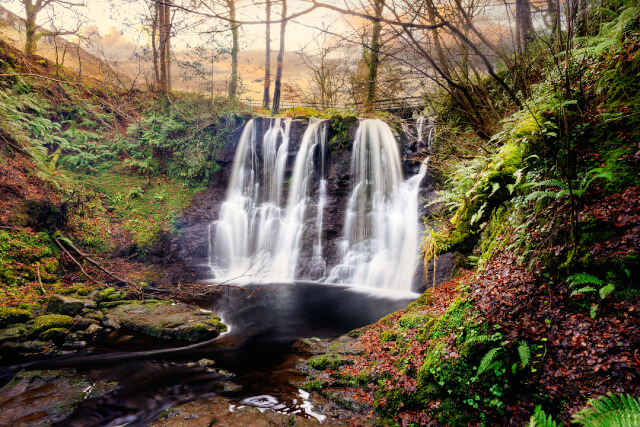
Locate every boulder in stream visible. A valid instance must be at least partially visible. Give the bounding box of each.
[105,301,227,342]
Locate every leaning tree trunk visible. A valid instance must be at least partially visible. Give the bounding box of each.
[272,0,287,113]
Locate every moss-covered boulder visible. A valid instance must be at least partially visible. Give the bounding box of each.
[106,302,227,342]
[32,314,74,336]
[0,307,32,328]
[46,294,84,316]
[38,327,68,343]
[0,324,30,343]
[100,287,128,302]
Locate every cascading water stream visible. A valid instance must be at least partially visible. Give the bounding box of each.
[327,119,428,291]
[416,116,435,152]
[271,118,326,279]
[209,117,327,283]
[210,117,427,292]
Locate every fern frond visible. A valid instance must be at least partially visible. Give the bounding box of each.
[571,286,597,296]
[525,191,559,202]
[478,347,501,374]
[518,342,531,367]
[529,405,559,427]
[599,284,615,300]
[572,393,640,427]
[567,273,603,287]
[535,179,568,189]
[464,333,491,346]
[490,182,501,196]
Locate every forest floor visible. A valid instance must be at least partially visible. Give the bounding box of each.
[301,251,640,425]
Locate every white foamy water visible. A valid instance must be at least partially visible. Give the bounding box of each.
[327,119,428,291]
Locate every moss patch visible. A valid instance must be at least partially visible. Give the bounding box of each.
[32,314,74,335]
[0,307,32,328]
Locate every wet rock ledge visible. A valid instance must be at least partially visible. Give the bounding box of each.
[0,286,226,357]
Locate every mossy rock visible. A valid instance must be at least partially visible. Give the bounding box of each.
[32,314,74,336]
[46,295,84,316]
[106,303,227,342]
[100,287,128,302]
[0,307,32,328]
[38,327,68,343]
[0,324,30,343]
[439,140,530,254]
[308,354,353,370]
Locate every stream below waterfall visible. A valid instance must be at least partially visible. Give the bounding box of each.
[0,116,434,426]
[0,282,416,426]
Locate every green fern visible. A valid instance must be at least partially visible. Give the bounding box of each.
[571,286,597,296]
[572,393,640,427]
[529,405,560,427]
[525,190,561,202]
[567,273,615,318]
[464,333,492,346]
[568,273,603,287]
[478,347,501,374]
[534,179,568,189]
[518,341,531,367]
[599,283,615,299]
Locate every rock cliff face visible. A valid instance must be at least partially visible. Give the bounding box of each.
[156,117,434,290]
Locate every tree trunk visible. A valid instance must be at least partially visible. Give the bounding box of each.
[516,0,534,53]
[228,0,239,99]
[272,0,287,113]
[158,1,167,93]
[156,0,172,95]
[151,1,159,87]
[165,0,172,92]
[262,0,271,108]
[23,0,39,55]
[364,0,384,109]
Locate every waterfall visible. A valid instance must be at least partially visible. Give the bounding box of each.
[416,116,435,152]
[209,117,427,292]
[271,118,326,279]
[209,117,326,282]
[327,119,428,291]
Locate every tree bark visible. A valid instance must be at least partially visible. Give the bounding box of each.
[158,0,167,92]
[262,0,271,108]
[228,0,239,99]
[515,0,534,53]
[364,0,384,109]
[151,1,159,87]
[272,0,287,113]
[23,0,41,55]
[165,0,172,92]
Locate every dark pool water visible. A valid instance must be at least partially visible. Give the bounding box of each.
[0,282,416,426]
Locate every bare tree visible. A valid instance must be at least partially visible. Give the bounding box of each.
[296,35,348,109]
[20,0,85,55]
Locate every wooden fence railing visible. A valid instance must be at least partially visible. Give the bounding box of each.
[239,96,425,113]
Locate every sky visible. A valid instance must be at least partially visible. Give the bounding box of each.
[0,0,354,99]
